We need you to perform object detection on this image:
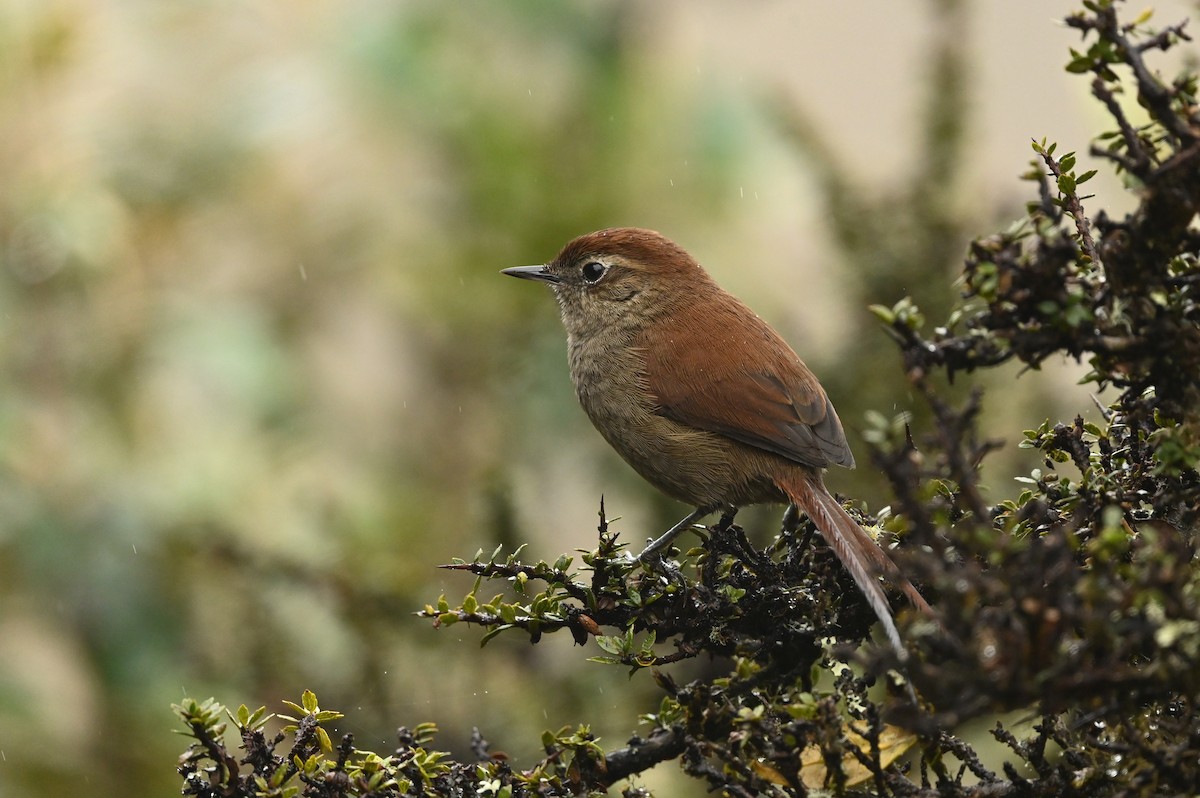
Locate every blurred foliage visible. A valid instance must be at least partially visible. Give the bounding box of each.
[175,0,1200,796]
[0,2,748,795]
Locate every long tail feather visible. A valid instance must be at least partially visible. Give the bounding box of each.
[780,473,932,661]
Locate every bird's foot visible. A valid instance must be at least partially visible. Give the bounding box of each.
[634,506,715,564]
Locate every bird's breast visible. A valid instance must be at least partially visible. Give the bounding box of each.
[566,332,784,507]
[567,333,656,433]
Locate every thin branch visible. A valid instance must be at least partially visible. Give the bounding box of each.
[1107,16,1197,144]
[1039,150,1101,265]
[1090,77,1153,174]
[439,560,592,602]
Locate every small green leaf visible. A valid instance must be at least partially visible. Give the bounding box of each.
[719,585,747,602]
[1066,56,1093,73]
[596,635,625,655]
[868,304,895,324]
[480,624,513,646]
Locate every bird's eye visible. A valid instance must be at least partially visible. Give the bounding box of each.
[580,260,608,284]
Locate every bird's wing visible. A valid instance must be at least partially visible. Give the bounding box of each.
[641,296,854,470]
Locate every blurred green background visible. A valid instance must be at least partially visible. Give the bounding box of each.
[1,1,1193,795]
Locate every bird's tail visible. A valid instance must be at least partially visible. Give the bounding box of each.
[778,472,932,661]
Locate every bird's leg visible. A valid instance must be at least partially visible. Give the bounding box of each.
[769,504,800,556]
[713,505,770,568]
[781,504,800,534]
[715,505,739,529]
[636,505,716,563]
[785,503,817,553]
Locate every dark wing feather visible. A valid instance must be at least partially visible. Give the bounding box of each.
[643,293,854,470]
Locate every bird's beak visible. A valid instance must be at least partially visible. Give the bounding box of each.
[501,264,561,284]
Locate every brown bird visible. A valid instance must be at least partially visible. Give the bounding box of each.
[503,227,932,659]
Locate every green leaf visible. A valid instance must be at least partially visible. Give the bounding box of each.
[719,585,747,602]
[868,304,895,324]
[1066,56,1094,73]
[595,635,625,655]
[480,624,513,646]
